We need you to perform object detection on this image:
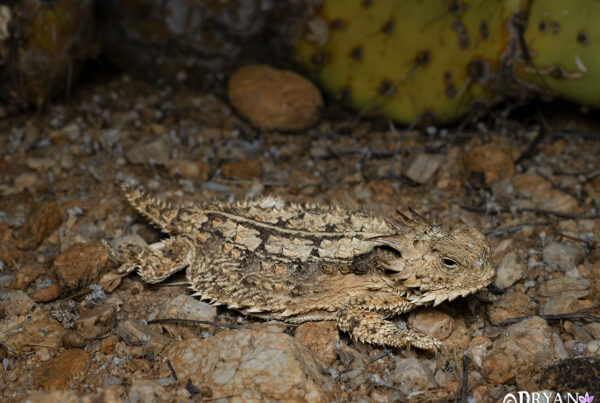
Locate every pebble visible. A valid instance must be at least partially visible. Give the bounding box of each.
[404,154,440,184]
[228,65,323,131]
[538,190,579,213]
[53,242,110,293]
[125,135,171,165]
[0,290,35,317]
[483,317,563,384]
[108,234,148,250]
[495,251,524,289]
[116,318,170,353]
[162,294,217,322]
[294,321,339,365]
[62,330,88,348]
[542,242,584,271]
[541,293,589,315]
[408,308,454,339]
[0,310,65,354]
[75,304,117,340]
[461,144,514,186]
[221,159,262,181]
[128,379,172,403]
[444,320,471,351]
[24,389,122,403]
[32,282,62,302]
[469,336,492,368]
[167,330,334,401]
[586,340,600,354]
[11,264,45,289]
[9,172,40,195]
[487,291,535,325]
[537,276,589,297]
[391,357,437,395]
[584,322,600,339]
[15,201,63,250]
[165,159,211,182]
[34,349,91,390]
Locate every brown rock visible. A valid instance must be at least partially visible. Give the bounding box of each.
[294,321,339,365]
[34,349,92,390]
[409,308,454,340]
[541,293,591,315]
[487,291,535,325]
[168,330,334,401]
[32,283,62,302]
[221,159,262,181]
[25,388,123,403]
[162,294,217,322]
[538,190,579,213]
[444,320,472,351]
[12,264,45,290]
[128,380,172,402]
[53,243,110,293]
[513,173,551,198]
[228,65,323,131]
[75,304,117,340]
[0,290,35,317]
[166,159,211,182]
[0,245,22,266]
[537,276,589,297]
[61,331,87,349]
[391,357,438,394]
[513,174,579,213]
[404,154,440,184]
[16,201,63,250]
[484,317,562,384]
[101,335,119,354]
[116,318,170,353]
[461,144,514,187]
[0,309,67,353]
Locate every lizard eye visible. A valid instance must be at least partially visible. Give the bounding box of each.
[442,258,458,268]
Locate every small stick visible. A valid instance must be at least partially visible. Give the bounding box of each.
[499,305,600,326]
[456,354,470,403]
[166,358,177,381]
[147,318,247,330]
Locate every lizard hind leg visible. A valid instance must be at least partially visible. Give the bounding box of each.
[106,235,196,284]
[336,308,442,352]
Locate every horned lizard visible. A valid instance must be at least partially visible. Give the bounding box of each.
[107,185,495,351]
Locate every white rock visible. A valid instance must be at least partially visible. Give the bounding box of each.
[542,242,584,271]
[162,294,217,322]
[495,251,524,289]
[129,379,172,403]
[391,357,437,394]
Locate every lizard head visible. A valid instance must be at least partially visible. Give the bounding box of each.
[372,211,495,307]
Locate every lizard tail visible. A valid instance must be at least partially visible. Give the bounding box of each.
[120,183,177,233]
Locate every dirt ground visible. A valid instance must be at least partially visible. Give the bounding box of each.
[0,69,599,402]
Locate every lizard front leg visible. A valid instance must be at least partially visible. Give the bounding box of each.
[105,235,196,284]
[336,308,441,352]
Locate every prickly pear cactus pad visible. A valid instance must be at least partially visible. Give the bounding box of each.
[0,0,95,106]
[294,0,528,125]
[514,0,600,108]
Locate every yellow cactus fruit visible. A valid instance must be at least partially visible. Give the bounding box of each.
[294,0,529,125]
[515,0,600,108]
